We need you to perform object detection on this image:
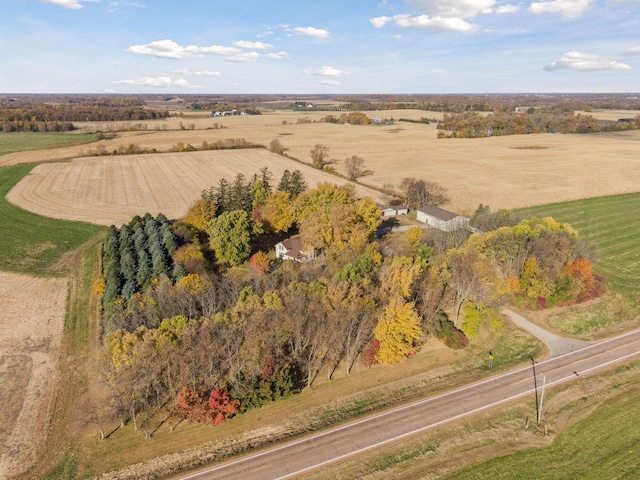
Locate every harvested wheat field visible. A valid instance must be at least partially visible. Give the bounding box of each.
[0,272,67,479]
[4,109,640,216]
[7,149,384,226]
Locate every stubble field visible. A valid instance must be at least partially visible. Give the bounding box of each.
[1,107,639,479]
[3,109,640,220]
[6,149,383,226]
[0,272,67,479]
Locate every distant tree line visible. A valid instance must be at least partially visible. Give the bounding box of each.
[82,138,263,157]
[437,110,640,138]
[0,97,169,132]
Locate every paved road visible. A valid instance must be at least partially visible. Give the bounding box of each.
[181,328,640,480]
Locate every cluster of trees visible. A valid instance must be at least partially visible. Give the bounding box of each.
[97,170,604,433]
[321,112,372,125]
[0,97,169,132]
[397,178,450,209]
[437,110,639,138]
[99,214,182,331]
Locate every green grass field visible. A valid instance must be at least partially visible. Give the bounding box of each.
[443,370,640,480]
[0,131,95,156]
[0,164,104,275]
[522,193,640,294]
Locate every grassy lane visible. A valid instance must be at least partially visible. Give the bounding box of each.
[521,193,640,294]
[0,132,95,156]
[0,164,104,275]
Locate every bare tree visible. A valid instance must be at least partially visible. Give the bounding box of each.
[310,144,330,169]
[399,178,450,208]
[269,138,285,154]
[344,155,372,181]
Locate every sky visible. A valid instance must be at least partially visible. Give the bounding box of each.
[1,0,639,93]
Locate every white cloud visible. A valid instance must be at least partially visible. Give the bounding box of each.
[316,66,348,76]
[294,26,330,39]
[494,4,519,13]
[232,40,273,50]
[225,52,260,63]
[371,14,477,32]
[622,46,640,57]
[320,80,341,86]
[528,0,592,18]
[127,39,240,59]
[265,51,290,60]
[38,0,93,9]
[370,16,392,28]
[114,75,191,87]
[198,45,243,55]
[175,69,221,77]
[405,0,496,18]
[544,51,632,71]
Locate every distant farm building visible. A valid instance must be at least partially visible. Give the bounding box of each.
[378,204,409,217]
[416,205,469,232]
[275,237,317,262]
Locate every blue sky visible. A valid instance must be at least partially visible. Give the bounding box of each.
[1,0,639,93]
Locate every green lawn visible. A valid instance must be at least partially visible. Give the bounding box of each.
[0,164,104,276]
[521,193,640,294]
[0,132,95,156]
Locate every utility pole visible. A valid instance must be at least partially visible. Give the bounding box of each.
[530,357,539,425]
[538,375,546,426]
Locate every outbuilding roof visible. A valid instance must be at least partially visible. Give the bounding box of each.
[417,205,460,221]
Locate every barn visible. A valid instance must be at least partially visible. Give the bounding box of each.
[416,205,469,232]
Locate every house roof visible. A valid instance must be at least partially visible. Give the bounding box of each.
[279,237,306,259]
[377,204,409,211]
[417,205,461,221]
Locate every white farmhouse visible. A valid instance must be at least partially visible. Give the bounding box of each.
[275,237,317,262]
[416,205,469,232]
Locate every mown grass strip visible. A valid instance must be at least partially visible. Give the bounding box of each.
[0,164,104,276]
[0,132,95,156]
[521,193,640,294]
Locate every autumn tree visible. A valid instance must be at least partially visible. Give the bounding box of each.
[207,388,240,426]
[249,251,271,275]
[261,190,295,233]
[374,296,422,365]
[446,247,498,325]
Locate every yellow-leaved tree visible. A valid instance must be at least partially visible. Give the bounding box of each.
[261,190,295,233]
[374,296,422,365]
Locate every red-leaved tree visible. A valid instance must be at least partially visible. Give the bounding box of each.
[249,251,271,275]
[208,389,240,426]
